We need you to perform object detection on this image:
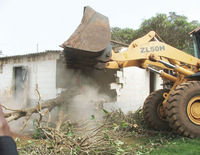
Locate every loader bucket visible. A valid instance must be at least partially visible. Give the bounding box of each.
[61,6,112,70]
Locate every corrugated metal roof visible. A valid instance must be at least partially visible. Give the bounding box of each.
[0,50,62,59]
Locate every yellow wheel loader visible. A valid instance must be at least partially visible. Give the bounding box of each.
[61,6,200,138]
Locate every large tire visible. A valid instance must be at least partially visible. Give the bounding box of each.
[143,89,171,131]
[165,81,200,138]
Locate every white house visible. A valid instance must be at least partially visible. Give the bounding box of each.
[0,51,63,109]
[0,50,163,128]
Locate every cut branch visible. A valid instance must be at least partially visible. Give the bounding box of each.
[3,88,79,129]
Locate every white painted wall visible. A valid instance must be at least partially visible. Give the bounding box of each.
[28,59,57,100]
[105,66,163,113]
[0,52,60,108]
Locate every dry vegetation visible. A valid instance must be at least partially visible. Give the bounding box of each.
[15,109,146,154]
[1,86,138,154]
[2,86,178,154]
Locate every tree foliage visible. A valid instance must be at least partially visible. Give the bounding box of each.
[111,12,199,55]
[111,27,135,44]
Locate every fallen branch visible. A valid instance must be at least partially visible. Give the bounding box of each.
[3,88,79,129]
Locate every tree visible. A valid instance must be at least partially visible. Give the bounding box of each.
[111,12,199,55]
[111,27,135,44]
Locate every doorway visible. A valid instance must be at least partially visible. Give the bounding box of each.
[13,67,28,98]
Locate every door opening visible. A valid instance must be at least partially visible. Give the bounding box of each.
[13,67,28,99]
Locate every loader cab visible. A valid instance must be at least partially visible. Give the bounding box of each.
[191,26,200,58]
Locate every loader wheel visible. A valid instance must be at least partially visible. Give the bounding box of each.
[165,81,200,138]
[143,89,171,131]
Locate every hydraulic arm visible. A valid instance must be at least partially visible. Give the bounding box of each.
[106,31,200,82]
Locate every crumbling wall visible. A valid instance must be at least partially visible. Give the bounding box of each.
[104,67,163,113]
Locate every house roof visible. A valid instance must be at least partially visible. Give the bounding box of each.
[0,50,62,59]
[190,26,200,35]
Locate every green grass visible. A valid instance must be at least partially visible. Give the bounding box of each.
[121,131,200,155]
[125,133,200,155]
[147,137,200,155]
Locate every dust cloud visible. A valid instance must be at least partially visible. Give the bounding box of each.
[54,66,117,128]
[67,85,111,122]
[3,64,116,135]
[2,87,32,135]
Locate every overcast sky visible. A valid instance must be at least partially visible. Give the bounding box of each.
[0,0,199,56]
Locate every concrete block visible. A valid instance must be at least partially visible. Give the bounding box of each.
[116,77,126,84]
[115,88,121,96]
[115,71,123,78]
[110,83,122,90]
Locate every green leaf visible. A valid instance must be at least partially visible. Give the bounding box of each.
[91,114,95,120]
[28,140,33,144]
[103,109,110,116]
[114,126,119,131]
[68,123,73,127]
[115,140,124,146]
[72,150,76,155]
[117,148,125,154]
[120,121,129,128]
[104,128,109,133]
[113,123,119,131]
[67,132,74,137]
